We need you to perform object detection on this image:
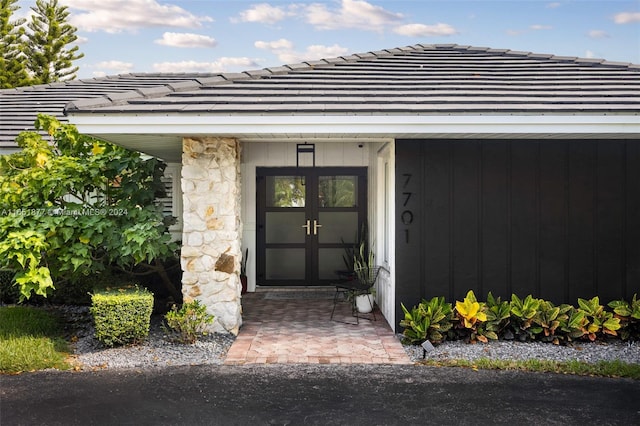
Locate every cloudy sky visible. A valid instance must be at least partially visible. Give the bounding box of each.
[14,0,640,78]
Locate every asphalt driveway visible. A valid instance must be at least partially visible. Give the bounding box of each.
[2,364,639,425]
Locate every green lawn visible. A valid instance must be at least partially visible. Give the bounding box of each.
[0,306,71,373]
[419,358,640,379]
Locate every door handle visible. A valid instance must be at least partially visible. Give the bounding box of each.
[313,220,322,235]
[302,220,311,235]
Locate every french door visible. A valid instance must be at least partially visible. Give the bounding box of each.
[256,167,367,286]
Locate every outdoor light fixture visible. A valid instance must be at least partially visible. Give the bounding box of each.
[296,142,315,167]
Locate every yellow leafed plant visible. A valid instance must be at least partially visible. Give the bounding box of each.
[455,290,489,342]
[456,290,487,328]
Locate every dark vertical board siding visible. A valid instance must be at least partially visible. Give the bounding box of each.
[395,139,640,330]
[596,142,626,302]
[394,140,423,327]
[422,141,453,300]
[509,142,539,296]
[567,142,597,300]
[452,141,481,300]
[538,142,568,301]
[626,142,640,299]
[481,141,510,299]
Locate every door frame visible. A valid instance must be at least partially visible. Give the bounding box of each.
[256,166,368,286]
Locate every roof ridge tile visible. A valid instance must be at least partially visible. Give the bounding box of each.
[135,86,173,98]
[65,96,113,111]
[601,60,634,67]
[195,76,228,85]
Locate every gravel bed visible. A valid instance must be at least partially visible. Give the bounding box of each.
[401,336,640,365]
[55,305,235,371]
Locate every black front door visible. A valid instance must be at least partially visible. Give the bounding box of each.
[256,167,367,286]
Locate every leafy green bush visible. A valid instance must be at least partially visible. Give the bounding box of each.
[479,292,511,341]
[556,305,588,342]
[90,286,153,347]
[577,296,621,341]
[608,294,640,341]
[509,294,542,342]
[400,296,453,345]
[531,300,573,344]
[163,299,215,344]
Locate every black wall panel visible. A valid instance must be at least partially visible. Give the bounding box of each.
[480,142,510,298]
[568,142,596,301]
[395,139,640,330]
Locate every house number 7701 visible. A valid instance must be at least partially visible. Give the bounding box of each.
[402,173,413,243]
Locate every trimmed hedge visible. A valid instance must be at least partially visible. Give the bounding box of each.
[90,286,154,347]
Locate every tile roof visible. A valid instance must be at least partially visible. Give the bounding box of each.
[1,44,639,149]
[65,44,640,115]
[0,73,219,148]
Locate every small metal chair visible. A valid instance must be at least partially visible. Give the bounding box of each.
[330,266,380,324]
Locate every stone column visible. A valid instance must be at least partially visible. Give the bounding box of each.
[181,137,242,335]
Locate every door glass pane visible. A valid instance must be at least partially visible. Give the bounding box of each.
[319,248,348,279]
[318,212,358,244]
[266,248,305,280]
[266,212,306,244]
[267,176,305,207]
[318,176,357,207]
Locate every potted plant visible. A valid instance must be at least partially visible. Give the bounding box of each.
[240,248,248,295]
[350,223,377,314]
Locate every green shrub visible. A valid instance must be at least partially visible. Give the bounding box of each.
[509,294,542,342]
[609,294,640,341]
[479,292,511,341]
[163,299,214,344]
[90,286,154,347]
[400,296,453,345]
[577,296,621,341]
[557,305,588,342]
[531,300,574,344]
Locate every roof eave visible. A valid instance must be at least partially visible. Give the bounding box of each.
[66,113,640,138]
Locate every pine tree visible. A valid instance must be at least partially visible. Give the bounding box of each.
[0,0,31,88]
[23,0,83,84]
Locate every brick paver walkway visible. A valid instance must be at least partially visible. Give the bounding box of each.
[224,291,412,365]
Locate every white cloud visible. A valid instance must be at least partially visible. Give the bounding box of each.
[507,24,551,36]
[255,39,349,64]
[234,3,289,24]
[588,30,609,39]
[546,2,561,8]
[394,23,458,37]
[614,11,640,24]
[300,44,350,61]
[60,0,213,33]
[91,60,134,74]
[304,0,403,32]
[152,58,259,73]
[254,39,294,51]
[155,32,217,48]
[585,50,596,58]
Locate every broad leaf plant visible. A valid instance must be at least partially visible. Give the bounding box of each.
[0,115,178,300]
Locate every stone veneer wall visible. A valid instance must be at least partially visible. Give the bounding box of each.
[181,137,242,334]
